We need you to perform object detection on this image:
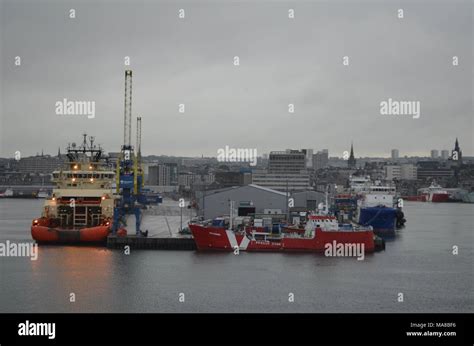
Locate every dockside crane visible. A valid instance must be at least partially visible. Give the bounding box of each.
[112,70,147,236]
[136,116,145,191]
[136,116,142,160]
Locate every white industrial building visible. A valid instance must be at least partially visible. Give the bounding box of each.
[291,190,325,211]
[195,184,324,219]
[195,184,288,219]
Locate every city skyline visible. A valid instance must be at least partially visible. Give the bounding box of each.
[1,138,467,161]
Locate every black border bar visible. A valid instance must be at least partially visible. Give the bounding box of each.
[0,313,472,345]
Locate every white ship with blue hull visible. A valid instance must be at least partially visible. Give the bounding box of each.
[350,177,404,237]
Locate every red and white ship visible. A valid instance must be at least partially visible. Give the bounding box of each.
[403,182,450,203]
[189,213,377,253]
[419,182,450,202]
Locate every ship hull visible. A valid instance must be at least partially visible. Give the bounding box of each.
[429,193,450,203]
[1,195,37,199]
[402,195,426,202]
[189,224,375,253]
[31,218,110,244]
[401,194,450,203]
[357,207,397,237]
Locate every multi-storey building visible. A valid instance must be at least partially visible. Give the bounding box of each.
[268,150,306,173]
[251,170,310,192]
[391,149,399,160]
[313,150,329,170]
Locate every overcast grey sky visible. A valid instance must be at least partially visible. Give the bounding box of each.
[1,0,472,158]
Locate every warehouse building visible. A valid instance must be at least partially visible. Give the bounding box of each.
[195,184,288,219]
[291,190,325,211]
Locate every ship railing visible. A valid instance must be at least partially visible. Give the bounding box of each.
[351,225,373,232]
[59,213,71,228]
[90,214,102,226]
[73,212,87,227]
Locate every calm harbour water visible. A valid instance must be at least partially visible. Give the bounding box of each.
[0,199,472,313]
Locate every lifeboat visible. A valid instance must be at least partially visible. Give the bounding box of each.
[31,218,111,244]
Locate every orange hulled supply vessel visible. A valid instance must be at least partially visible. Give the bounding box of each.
[31,135,116,244]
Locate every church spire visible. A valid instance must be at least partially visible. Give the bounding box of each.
[453,137,462,165]
[348,142,356,168]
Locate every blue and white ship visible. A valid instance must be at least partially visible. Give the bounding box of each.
[350,176,403,237]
